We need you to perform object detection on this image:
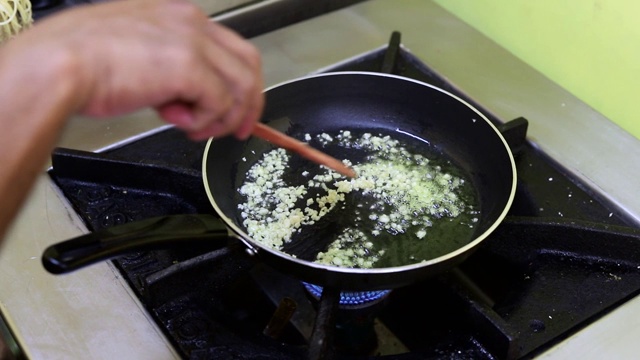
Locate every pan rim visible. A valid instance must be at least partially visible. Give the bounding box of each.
[202,71,517,275]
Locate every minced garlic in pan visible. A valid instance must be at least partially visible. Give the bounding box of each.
[238,130,479,269]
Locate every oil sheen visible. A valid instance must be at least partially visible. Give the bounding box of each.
[238,129,479,269]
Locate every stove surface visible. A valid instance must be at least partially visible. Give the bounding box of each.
[2,1,640,359]
[46,39,640,359]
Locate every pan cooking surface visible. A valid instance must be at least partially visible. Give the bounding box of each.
[235,127,480,268]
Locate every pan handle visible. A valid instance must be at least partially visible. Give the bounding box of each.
[42,214,231,274]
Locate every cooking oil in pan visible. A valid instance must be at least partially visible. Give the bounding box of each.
[237,129,479,268]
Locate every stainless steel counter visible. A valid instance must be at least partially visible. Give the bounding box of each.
[2,0,639,359]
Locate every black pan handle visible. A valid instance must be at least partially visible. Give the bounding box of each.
[42,214,231,274]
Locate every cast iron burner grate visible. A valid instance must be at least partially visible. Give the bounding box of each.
[48,32,640,359]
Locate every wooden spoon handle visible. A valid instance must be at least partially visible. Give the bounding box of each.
[252,123,356,178]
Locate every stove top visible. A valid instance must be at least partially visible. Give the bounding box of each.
[47,32,640,359]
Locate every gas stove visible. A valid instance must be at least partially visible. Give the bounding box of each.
[2,1,640,360]
[40,31,640,359]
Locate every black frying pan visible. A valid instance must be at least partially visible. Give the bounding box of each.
[42,72,517,291]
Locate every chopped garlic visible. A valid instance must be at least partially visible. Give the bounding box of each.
[238,130,472,269]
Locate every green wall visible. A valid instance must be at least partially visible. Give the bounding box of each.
[433,0,640,140]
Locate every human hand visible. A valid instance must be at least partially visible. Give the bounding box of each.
[12,0,264,140]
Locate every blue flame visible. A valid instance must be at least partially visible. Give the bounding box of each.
[303,283,390,307]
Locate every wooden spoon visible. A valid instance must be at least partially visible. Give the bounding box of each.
[252,123,356,178]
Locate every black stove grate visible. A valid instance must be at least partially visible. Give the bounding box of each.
[48,32,640,359]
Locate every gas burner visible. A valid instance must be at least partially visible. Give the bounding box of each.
[303,282,390,309]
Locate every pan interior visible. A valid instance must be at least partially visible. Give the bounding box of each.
[205,73,515,271]
[216,126,481,269]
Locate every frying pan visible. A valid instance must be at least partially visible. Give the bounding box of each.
[42,72,517,291]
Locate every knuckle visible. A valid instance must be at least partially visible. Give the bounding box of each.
[211,90,234,117]
[242,43,262,69]
[235,71,256,95]
[164,0,202,17]
[168,46,198,70]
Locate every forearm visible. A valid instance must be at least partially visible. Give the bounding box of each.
[0,44,80,239]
